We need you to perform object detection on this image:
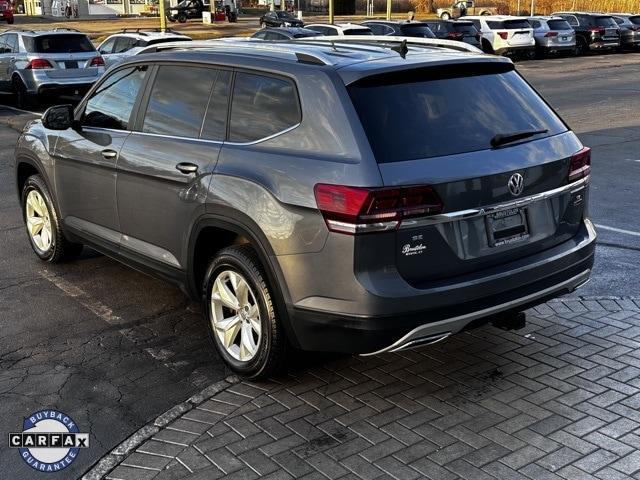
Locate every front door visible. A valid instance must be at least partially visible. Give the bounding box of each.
[54,64,149,246]
[116,64,230,269]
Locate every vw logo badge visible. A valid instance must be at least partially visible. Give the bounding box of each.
[508,173,524,197]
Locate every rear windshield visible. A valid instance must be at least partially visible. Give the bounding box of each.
[452,22,477,34]
[349,66,567,163]
[487,20,531,30]
[547,19,572,30]
[630,16,640,25]
[595,16,617,27]
[344,28,373,35]
[400,24,435,38]
[28,34,95,53]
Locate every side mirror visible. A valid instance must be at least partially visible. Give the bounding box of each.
[42,105,74,130]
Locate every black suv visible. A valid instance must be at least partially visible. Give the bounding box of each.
[259,10,303,28]
[553,12,620,54]
[360,20,435,38]
[15,39,595,378]
[424,20,481,48]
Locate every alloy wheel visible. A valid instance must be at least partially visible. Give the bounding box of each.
[25,190,52,252]
[210,270,262,362]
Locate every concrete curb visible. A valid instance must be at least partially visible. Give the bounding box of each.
[81,375,240,480]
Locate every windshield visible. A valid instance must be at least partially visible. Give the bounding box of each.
[400,24,435,38]
[30,34,95,53]
[547,19,572,30]
[349,66,567,163]
[595,16,617,27]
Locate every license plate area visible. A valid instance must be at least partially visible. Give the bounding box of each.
[64,61,78,69]
[485,207,529,247]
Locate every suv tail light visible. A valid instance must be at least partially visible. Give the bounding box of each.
[314,184,443,235]
[568,147,591,182]
[497,31,509,40]
[589,26,605,35]
[545,31,558,37]
[89,56,105,67]
[25,58,53,69]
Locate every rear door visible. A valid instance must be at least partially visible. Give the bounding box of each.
[348,63,587,284]
[116,63,230,270]
[0,33,17,88]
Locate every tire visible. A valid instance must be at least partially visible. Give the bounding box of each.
[481,39,494,54]
[177,13,187,23]
[13,77,35,110]
[21,175,83,263]
[203,245,287,379]
[576,37,588,56]
[440,12,450,20]
[260,21,266,28]
[7,18,14,24]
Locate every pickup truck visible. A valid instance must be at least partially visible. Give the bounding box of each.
[168,0,211,22]
[437,1,496,20]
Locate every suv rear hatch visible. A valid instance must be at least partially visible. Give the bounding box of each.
[594,16,620,41]
[488,19,533,45]
[24,34,100,78]
[344,62,589,286]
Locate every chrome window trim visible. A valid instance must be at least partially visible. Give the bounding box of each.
[225,122,301,146]
[128,130,224,144]
[400,175,589,229]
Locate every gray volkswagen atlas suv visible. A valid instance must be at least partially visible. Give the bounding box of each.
[15,39,596,378]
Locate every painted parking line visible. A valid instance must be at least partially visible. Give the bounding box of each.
[595,224,640,238]
[0,104,42,116]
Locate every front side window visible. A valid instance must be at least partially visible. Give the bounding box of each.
[99,37,116,54]
[142,65,217,138]
[83,65,148,130]
[229,72,300,143]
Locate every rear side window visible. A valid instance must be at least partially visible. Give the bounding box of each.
[146,37,191,46]
[201,70,231,141]
[142,65,216,138]
[349,66,567,163]
[344,28,373,35]
[547,19,572,30]
[30,34,94,53]
[229,73,300,143]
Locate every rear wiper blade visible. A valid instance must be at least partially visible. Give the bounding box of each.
[490,129,548,148]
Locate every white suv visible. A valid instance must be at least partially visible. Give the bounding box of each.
[465,15,535,56]
[304,23,373,36]
[97,29,191,68]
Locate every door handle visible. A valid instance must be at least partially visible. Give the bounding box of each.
[176,162,198,175]
[101,149,118,159]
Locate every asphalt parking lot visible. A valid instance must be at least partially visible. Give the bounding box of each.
[0,52,639,479]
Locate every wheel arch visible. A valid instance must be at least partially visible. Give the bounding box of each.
[187,213,298,346]
[15,156,45,204]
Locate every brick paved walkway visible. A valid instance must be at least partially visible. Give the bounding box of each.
[87,297,640,480]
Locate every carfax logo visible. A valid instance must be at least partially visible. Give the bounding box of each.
[8,409,89,473]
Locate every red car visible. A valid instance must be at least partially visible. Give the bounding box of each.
[0,0,14,24]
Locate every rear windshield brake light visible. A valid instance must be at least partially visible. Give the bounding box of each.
[314,184,443,235]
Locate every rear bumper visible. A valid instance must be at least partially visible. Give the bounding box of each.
[494,44,535,55]
[36,83,93,97]
[589,40,620,50]
[288,219,596,354]
[20,70,101,94]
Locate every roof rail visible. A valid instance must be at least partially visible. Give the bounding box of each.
[121,27,180,35]
[139,39,334,65]
[52,27,81,32]
[302,35,483,54]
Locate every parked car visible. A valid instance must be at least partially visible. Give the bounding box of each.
[251,27,320,40]
[424,20,481,48]
[0,0,14,24]
[98,29,191,68]
[305,23,373,36]
[360,20,435,38]
[0,29,105,109]
[168,0,210,23]
[611,14,640,50]
[527,16,576,57]
[552,12,620,54]
[437,0,496,20]
[16,38,595,377]
[465,15,535,56]
[259,10,304,28]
